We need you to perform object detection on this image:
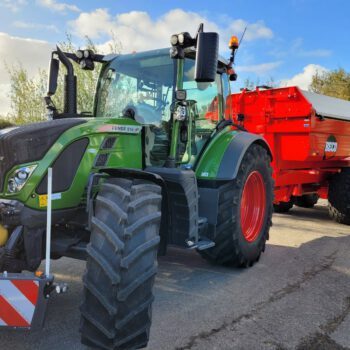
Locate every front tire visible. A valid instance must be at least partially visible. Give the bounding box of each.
[80,178,162,349]
[328,168,350,225]
[199,144,273,267]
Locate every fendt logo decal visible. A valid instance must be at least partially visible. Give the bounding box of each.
[98,125,142,134]
[324,135,338,159]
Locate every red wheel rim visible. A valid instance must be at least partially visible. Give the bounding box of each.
[240,171,266,242]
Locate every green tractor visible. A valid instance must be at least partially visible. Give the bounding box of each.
[0,26,273,349]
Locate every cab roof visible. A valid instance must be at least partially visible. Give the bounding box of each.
[103,47,230,68]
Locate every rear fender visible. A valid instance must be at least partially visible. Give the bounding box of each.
[196,130,272,181]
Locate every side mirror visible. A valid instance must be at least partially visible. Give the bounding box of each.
[195,32,219,83]
[47,56,59,96]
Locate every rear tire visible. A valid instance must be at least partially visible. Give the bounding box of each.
[199,144,273,267]
[328,168,350,225]
[80,178,162,349]
[274,201,293,213]
[294,194,319,208]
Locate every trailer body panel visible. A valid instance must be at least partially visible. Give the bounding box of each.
[229,86,350,203]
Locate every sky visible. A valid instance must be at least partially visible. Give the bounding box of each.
[0,0,349,115]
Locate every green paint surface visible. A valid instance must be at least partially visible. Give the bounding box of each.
[195,128,238,180]
[2,117,142,210]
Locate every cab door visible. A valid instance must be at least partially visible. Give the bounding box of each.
[181,60,231,164]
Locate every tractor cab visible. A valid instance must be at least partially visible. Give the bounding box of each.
[94,48,232,167]
[45,25,235,172]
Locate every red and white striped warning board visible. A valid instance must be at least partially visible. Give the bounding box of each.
[0,279,39,328]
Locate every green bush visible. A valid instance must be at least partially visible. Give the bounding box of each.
[0,119,15,129]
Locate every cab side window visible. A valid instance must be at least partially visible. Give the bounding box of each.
[222,74,232,119]
[182,59,221,162]
[184,76,220,129]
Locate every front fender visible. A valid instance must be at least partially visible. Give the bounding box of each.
[195,129,272,181]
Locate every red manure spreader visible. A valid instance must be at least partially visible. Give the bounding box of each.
[229,86,350,223]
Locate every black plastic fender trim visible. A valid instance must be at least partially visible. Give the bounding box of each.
[217,132,272,180]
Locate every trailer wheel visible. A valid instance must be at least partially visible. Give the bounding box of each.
[80,178,162,349]
[328,168,350,225]
[273,201,293,213]
[294,194,319,208]
[199,144,273,267]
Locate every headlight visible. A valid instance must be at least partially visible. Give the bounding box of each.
[178,33,185,45]
[170,34,178,46]
[76,50,84,59]
[7,165,37,193]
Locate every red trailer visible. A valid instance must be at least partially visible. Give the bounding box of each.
[229,86,350,223]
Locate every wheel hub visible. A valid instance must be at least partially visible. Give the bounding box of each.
[240,171,266,242]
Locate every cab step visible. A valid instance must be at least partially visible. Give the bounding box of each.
[186,217,215,251]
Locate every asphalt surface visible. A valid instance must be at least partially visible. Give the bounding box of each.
[1,200,350,350]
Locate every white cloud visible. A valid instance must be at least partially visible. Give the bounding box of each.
[69,8,274,53]
[36,0,80,13]
[0,32,53,115]
[70,8,114,40]
[0,0,27,12]
[239,61,282,75]
[228,19,273,42]
[281,64,328,90]
[298,49,331,58]
[271,38,332,59]
[292,38,332,58]
[13,21,59,33]
[0,9,274,114]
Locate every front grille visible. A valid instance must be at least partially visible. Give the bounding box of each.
[94,153,109,167]
[36,138,89,194]
[101,137,117,149]
[0,118,86,192]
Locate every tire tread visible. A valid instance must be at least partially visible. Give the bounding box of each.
[80,178,162,349]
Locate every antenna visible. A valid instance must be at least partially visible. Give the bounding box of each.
[233,26,247,61]
[240,26,247,45]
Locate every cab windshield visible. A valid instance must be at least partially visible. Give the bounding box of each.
[95,49,220,127]
[94,49,222,166]
[95,50,175,126]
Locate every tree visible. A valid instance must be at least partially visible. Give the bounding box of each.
[242,77,276,90]
[0,119,14,129]
[6,65,48,124]
[5,34,121,124]
[53,35,103,116]
[310,68,350,100]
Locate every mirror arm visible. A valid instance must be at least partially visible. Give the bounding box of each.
[56,46,74,76]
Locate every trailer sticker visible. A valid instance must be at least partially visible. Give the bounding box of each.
[325,142,338,152]
[98,124,142,134]
[324,135,338,159]
[0,280,39,327]
[39,193,62,207]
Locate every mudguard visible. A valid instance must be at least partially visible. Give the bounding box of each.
[196,130,272,181]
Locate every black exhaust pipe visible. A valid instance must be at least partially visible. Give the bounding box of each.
[56,46,77,115]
